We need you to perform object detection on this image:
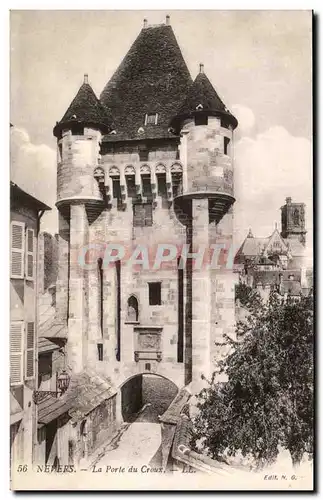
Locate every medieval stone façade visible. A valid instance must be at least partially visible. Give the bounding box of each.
[39,17,239,466]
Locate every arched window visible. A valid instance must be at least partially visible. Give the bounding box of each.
[293,208,300,226]
[127,295,139,322]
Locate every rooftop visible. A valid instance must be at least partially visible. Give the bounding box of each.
[10,182,51,212]
[171,67,238,130]
[100,21,193,142]
[53,76,113,138]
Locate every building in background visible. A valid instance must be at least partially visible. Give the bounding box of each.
[10,181,51,469]
[234,197,311,300]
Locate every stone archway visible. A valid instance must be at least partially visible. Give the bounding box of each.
[120,373,178,423]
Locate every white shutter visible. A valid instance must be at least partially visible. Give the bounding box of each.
[25,228,34,280]
[10,322,24,385]
[10,222,25,279]
[25,322,35,379]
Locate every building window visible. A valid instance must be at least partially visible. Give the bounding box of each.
[148,282,161,305]
[157,173,167,197]
[133,203,153,227]
[171,173,182,198]
[58,143,63,162]
[25,228,34,280]
[195,114,208,126]
[71,124,84,135]
[138,145,149,162]
[25,322,35,379]
[97,343,103,361]
[145,363,151,371]
[127,296,139,322]
[293,208,300,225]
[141,174,152,197]
[224,137,230,155]
[10,221,25,279]
[10,321,24,385]
[126,175,136,198]
[144,113,158,125]
[112,177,122,208]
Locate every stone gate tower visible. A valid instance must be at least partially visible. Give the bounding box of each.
[52,17,238,400]
[171,63,238,390]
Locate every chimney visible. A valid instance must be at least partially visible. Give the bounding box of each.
[166,15,170,25]
[84,73,88,84]
[143,18,148,29]
[199,63,204,74]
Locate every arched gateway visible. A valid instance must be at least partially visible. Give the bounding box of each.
[120,373,178,423]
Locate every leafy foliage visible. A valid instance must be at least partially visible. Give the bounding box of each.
[193,289,314,467]
[235,281,263,314]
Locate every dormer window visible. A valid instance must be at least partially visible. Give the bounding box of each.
[145,113,158,125]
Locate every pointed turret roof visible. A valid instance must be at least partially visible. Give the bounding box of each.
[53,75,113,137]
[171,65,238,130]
[100,21,193,141]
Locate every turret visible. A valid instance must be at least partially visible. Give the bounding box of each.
[170,65,238,390]
[53,75,113,374]
[281,197,306,245]
[54,74,113,209]
[171,64,238,225]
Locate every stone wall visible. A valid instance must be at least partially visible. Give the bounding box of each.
[142,374,178,421]
[53,123,237,392]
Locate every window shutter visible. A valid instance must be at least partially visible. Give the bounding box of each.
[25,322,35,379]
[25,228,34,280]
[10,322,24,385]
[10,222,25,279]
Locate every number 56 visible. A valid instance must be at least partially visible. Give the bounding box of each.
[17,465,28,472]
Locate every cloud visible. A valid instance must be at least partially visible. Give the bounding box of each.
[231,105,255,135]
[234,121,313,264]
[10,127,58,234]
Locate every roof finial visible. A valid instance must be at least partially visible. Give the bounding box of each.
[275,222,278,230]
[143,18,148,29]
[199,63,204,74]
[166,15,170,25]
[247,228,254,238]
[286,197,292,205]
[84,73,88,84]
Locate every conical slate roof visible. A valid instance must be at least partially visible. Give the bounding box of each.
[171,69,238,130]
[53,77,113,137]
[100,23,193,141]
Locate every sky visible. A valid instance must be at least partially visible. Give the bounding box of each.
[10,10,313,258]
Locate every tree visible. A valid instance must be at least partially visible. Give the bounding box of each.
[193,288,313,467]
[235,281,263,314]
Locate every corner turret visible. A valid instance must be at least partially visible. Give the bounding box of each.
[173,65,238,225]
[54,75,113,208]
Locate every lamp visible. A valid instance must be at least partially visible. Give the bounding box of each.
[57,370,70,394]
[33,369,71,405]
